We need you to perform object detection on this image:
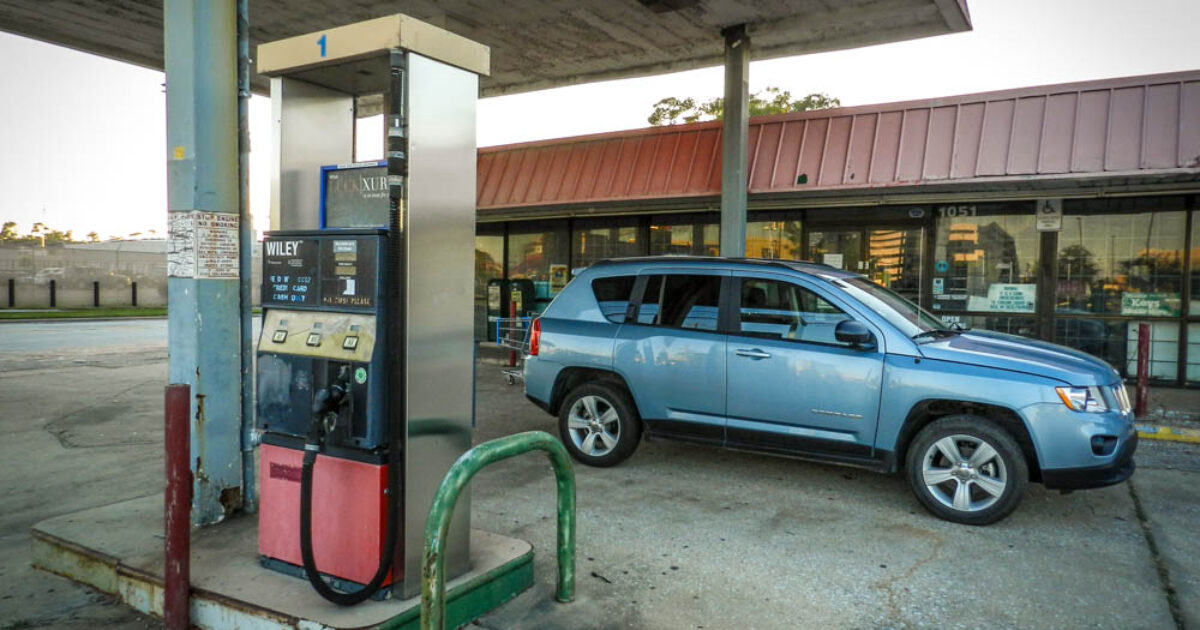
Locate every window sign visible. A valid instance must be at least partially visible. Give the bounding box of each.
[487,283,502,311]
[549,264,569,291]
[933,203,1039,313]
[823,253,844,269]
[967,283,1036,313]
[1120,293,1181,317]
[940,314,964,327]
[1036,199,1062,232]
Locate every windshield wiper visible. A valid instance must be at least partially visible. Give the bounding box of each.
[911,329,961,341]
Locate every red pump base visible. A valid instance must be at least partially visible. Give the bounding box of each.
[258,444,399,586]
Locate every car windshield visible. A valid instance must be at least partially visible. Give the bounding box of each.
[834,277,947,337]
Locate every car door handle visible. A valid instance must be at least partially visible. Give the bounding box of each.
[735,348,771,359]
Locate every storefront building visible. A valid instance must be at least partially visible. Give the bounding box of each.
[474,71,1200,387]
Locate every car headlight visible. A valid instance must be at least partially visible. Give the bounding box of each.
[1055,386,1110,413]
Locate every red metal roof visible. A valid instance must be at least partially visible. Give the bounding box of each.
[477,71,1200,211]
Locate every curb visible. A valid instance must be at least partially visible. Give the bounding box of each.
[1136,424,1200,444]
[0,316,168,323]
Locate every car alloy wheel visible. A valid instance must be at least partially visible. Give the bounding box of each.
[566,394,621,457]
[920,434,1008,513]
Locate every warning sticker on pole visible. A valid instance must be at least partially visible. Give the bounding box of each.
[168,211,240,279]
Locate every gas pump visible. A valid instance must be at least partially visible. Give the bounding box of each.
[253,16,488,605]
[257,229,395,603]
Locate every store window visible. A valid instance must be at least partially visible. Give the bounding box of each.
[951,315,1037,338]
[649,214,719,256]
[1053,197,1189,382]
[932,203,1039,315]
[573,218,641,268]
[1191,208,1200,316]
[475,233,504,300]
[1187,208,1199,385]
[1056,201,1186,317]
[1188,323,1200,385]
[474,231,504,340]
[508,222,570,306]
[746,215,802,260]
[1124,321,1180,381]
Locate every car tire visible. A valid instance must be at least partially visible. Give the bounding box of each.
[558,383,641,467]
[905,415,1028,526]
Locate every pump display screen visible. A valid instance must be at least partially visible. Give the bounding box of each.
[322,163,388,228]
[320,238,377,308]
[262,232,382,311]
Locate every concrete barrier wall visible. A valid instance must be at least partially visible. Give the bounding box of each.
[0,242,256,310]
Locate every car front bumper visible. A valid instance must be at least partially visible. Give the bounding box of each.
[1041,433,1137,490]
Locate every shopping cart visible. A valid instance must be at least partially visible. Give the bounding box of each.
[494,316,533,385]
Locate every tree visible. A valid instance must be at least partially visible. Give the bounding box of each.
[0,221,82,247]
[649,87,840,126]
[43,229,74,246]
[86,231,100,243]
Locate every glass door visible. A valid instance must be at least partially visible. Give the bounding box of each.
[807,226,924,303]
[867,227,923,303]
[807,230,862,273]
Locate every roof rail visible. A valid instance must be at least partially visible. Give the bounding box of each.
[588,256,835,272]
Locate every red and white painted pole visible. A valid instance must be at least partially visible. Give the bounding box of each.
[164,384,191,630]
[508,299,519,367]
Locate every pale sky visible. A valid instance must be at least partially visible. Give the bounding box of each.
[0,0,1197,240]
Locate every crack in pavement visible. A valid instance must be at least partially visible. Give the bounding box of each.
[41,380,160,450]
[1128,481,1185,630]
[870,523,945,629]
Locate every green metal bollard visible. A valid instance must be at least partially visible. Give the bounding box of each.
[421,431,575,630]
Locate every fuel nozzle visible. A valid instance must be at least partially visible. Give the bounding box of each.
[312,368,351,417]
[307,365,352,449]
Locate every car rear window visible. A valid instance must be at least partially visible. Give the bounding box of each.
[592,275,636,323]
[637,274,721,331]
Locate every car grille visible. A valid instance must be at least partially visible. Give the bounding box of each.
[1112,384,1132,414]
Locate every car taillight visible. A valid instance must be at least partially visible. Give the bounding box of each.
[529,317,541,356]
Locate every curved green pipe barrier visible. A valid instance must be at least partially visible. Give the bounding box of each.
[422,431,576,629]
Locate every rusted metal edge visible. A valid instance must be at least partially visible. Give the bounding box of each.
[31,528,121,594]
[31,527,301,630]
[115,562,301,628]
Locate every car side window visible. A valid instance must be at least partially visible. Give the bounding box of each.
[738,278,851,344]
[591,275,637,323]
[637,274,721,331]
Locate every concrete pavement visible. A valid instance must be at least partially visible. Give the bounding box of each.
[0,321,1195,629]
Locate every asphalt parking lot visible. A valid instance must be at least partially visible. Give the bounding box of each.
[0,320,1195,629]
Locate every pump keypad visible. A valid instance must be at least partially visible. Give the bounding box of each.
[257,310,376,362]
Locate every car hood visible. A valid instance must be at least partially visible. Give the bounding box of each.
[917,329,1121,386]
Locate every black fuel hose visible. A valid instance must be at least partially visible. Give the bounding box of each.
[299,381,398,606]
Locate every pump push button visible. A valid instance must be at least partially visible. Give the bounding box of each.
[271,330,287,343]
[342,336,359,351]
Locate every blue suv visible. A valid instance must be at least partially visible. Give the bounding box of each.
[523,257,1136,525]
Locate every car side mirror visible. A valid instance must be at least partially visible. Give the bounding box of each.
[835,320,874,348]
